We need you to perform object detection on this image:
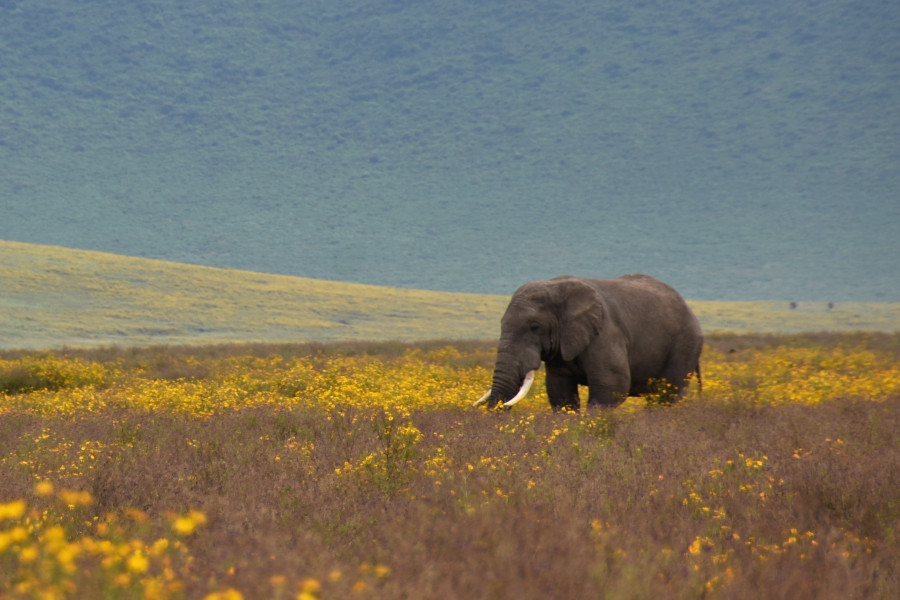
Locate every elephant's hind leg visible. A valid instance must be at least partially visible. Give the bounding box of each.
[659,348,701,399]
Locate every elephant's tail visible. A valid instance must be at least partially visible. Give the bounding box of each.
[695,363,702,395]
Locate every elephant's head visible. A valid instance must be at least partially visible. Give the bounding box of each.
[474,277,604,409]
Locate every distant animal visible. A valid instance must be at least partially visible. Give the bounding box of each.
[473,275,703,410]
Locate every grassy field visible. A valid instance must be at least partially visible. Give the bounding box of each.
[3,241,899,350]
[1,333,899,599]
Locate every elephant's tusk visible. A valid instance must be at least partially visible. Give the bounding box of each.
[502,370,536,408]
[472,391,492,407]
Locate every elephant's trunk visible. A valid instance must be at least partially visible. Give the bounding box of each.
[501,370,535,407]
[473,340,541,409]
[473,369,536,408]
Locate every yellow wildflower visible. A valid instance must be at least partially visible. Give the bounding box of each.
[151,538,170,555]
[43,525,66,548]
[19,545,39,563]
[34,480,54,497]
[10,526,27,543]
[127,550,150,573]
[374,565,391,578]
[299,578,321,594]
[203,589,244,600]
[59,489,93,507]
[173,517,197,535]
[688,537,703,555]
[173,510,207,536]
[56,543,79,572]
[0,499,26,521]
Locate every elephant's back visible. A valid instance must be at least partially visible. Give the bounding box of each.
[592,274,700,333]
[592,273,683,300]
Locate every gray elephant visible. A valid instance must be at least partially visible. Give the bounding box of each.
[474,274,703,410]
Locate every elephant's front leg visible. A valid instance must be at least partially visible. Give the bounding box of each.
[586,372,630,407]
[546,370,580,411]
[586,386,627,407]
[581,345,630,407]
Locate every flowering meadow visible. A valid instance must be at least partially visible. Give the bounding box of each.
[1,334,899,599]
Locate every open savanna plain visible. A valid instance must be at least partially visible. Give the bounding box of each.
[2,333,900,599]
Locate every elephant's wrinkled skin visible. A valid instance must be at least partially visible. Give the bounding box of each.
[475,275,703,410]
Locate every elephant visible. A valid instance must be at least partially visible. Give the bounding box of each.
[474,274,703,410]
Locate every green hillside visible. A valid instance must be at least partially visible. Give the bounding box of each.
[2,241,897,350]
[0,241,508,349]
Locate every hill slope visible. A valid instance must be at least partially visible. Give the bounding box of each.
[2,241,898,350]
[0,241,509,349]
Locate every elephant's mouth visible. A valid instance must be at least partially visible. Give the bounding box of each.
[473,370,536,409]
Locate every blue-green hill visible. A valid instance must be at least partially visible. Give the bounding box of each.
[1,1,898,300]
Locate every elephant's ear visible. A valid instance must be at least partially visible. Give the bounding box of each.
[557,280,604,361]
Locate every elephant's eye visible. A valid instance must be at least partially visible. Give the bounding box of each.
[528,322,541,333]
